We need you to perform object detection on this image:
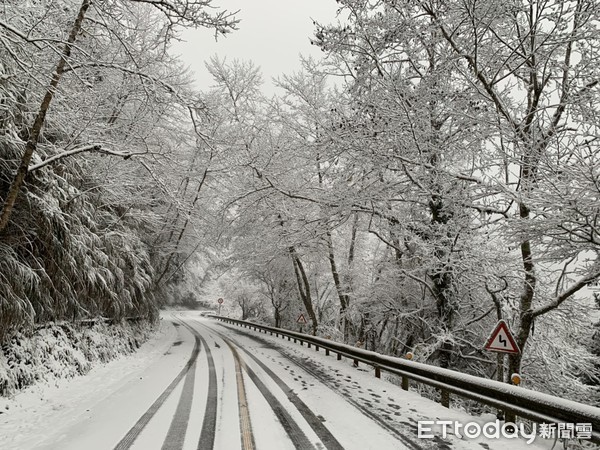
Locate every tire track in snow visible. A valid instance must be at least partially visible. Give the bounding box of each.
[161,358,197,450]
[186,318,257,450]
[199,321,344,450]
[217,323,429,450]
[114,316,200,450]
[191,326,218,450]
[171,317,218,450]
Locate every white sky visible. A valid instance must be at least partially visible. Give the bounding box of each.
[172,1,340,94]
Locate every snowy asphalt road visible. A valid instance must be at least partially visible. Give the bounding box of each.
[114,314,408,450]
[1,311,547,450]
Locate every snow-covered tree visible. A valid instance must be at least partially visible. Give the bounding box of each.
[0,0,238,337]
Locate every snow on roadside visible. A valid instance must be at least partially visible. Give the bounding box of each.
[0,319,155,398]
[0,317,176,449]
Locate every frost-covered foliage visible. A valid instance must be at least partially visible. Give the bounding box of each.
[0,0,226,340]
[520,308,600,406]
[0,320,154,397]
[0,135,159,339]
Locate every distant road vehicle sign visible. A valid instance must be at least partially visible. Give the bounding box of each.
[484,320,520,354]
[296,314,307,324]
[217,298,224,304]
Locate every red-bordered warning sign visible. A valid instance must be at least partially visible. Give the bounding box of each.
[296,314,307,324]
[484,320,520,354]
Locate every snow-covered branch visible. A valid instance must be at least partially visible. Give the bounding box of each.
[532,268,600,318]
[28,144,136,172]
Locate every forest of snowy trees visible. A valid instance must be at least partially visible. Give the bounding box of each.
[1,0,599,406]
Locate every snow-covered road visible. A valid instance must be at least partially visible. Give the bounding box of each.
[1,311,549,449]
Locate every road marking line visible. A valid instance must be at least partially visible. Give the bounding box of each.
[199,322,316,450]
[226,342,256,450]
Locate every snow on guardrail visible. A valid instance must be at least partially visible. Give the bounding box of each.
[212,315,600,444]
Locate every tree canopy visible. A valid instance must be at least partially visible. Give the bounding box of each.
[1,0,598,406]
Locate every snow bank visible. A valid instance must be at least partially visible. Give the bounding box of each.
[0,320,155,397]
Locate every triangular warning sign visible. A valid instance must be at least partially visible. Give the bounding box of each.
[484,320,520,354]
[296,314,307,324]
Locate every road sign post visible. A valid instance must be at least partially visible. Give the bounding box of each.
[217,297,223,315]
[484,320,520,423]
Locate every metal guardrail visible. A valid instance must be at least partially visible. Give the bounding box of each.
[213,315,600,444]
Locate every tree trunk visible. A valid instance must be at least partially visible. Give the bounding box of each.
[343,213,359,340]
[509,202,537,376]
[317,153,353,340]
[325,230,350,341]
[274,307,281,328]
[290,248,318,335]
[428,191,457,369]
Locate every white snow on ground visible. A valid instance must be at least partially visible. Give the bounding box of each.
[242,370,297,450]
[204,329,244,450]
[0,311,585,449]
[0,315,188,450]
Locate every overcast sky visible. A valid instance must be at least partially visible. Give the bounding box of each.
[172,0,340,93]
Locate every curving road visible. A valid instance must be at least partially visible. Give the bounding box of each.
[3,311,544,450]
[113,313,409,450]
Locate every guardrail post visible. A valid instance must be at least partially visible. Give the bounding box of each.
[497,353,507,422]
[308,342,311,348]
[401,376,409,391]
[375,366,381,378]
[505,411,516,425]
[325,348,329,356]
[441,389,450,408]
[316,345,319,351]
[504,374,521,424]
[337,353,342,361]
